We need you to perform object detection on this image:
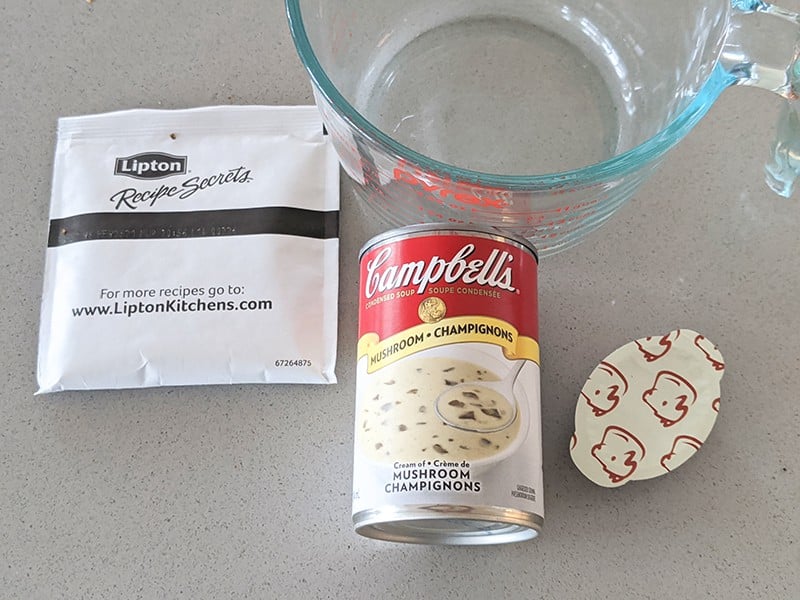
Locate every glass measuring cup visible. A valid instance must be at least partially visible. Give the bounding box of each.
[287,0,800,255]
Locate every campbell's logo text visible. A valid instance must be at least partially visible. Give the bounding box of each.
[114,152,187,180]
[364,244,515,299]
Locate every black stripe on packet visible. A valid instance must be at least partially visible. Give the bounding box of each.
[48,206,339,247]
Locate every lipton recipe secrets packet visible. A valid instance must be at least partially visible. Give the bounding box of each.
[37,106,339,392]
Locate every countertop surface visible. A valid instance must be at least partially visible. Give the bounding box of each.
[2,1,798,598]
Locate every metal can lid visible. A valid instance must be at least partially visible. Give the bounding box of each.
[359,223,539,262]
[570,329,725,488]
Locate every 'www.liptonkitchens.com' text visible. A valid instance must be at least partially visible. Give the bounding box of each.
[71,298,272,318]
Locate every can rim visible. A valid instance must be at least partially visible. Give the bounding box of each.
[358,224,539,262]
[353,505,543,545]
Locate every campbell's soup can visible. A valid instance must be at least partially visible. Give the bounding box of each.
[353,224,543,544]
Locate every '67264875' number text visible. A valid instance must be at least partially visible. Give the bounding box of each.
[274,359,312,367]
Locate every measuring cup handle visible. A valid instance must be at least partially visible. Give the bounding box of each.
[724,2,800,196]
[765,99,800,197]
[724,1,800,99]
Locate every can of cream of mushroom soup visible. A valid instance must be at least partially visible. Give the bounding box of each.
[353,224,543,544]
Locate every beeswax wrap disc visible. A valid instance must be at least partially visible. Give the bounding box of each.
[570,329,724,488]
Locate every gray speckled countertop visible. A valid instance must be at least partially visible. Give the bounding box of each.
[1,1,798,598]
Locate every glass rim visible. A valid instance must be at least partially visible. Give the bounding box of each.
[286,0,733,188]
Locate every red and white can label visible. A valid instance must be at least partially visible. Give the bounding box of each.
[353,228,544,534]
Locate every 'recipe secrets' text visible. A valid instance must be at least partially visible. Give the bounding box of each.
[109,166,253,210]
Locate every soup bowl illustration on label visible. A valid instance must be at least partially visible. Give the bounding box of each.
[357,344,532,474]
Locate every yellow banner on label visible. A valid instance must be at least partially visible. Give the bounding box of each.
[357,316,540,373]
